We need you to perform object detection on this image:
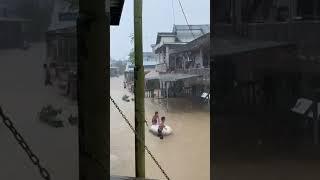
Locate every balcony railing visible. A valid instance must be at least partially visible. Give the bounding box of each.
[155,63,167,73]
[174,67,210,81]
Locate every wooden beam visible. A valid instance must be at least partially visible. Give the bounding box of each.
[78,0,109,179]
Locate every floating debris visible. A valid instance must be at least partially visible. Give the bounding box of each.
[38,105,64,128]
[122,95,130,102]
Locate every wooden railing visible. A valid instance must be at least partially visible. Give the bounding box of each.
[174,68,210,81]
[155,63,167,73]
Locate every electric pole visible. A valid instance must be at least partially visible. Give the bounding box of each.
[134,0,146,178]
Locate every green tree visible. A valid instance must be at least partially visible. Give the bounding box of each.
[128,33,135,64]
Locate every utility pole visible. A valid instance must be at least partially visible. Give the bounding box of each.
[134,0,146,178]
[78,0,109,179]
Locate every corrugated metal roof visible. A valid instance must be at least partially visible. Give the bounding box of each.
[173,24,210,32]
[154,24,210,50]
[155,32,176,44]
[173,24,210,43]
[170,33,210,54]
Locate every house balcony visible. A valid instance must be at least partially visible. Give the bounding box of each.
[155,63,167,73]
[174,67,210,85]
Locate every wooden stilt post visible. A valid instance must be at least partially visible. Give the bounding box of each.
[313,90,320,145]
[78,0,109,179]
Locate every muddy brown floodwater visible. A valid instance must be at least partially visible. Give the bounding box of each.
[110,75,210,180]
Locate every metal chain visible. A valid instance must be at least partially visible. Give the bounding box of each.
[0,106,51,180]
[110,97,171,180]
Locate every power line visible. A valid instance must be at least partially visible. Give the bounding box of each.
[176,0,196,39]
[172,0,176,25]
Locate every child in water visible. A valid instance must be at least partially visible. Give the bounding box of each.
[152,111,159,125]
[158,116,165,139]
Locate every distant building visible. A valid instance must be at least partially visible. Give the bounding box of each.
[110,67,120,77]
[152,24,210,73]
[124,60,157,83]
[143,52,156,62]
[0,2,29,49]
[45,0,125,99]
[169,32,210,86]
[146,27,210,99]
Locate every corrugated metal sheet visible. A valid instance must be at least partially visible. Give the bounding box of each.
[173,24,210,43]
[170,33,210,54]
[154,24,210,51]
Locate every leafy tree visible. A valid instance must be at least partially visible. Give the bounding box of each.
[128,33,135,64]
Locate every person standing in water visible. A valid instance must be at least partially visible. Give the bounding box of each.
[158,116,166,139]
[43,64,52,86]
[151,111,159,125]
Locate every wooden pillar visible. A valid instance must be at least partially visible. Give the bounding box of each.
[78,0,109,179]
[314,0,318,20]
[313,92,319,145]
[199,48,203,68]
[232,0,242,34]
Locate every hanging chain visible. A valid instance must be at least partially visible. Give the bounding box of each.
[0,99,169,180]
[110,96,171,180]
[0,106,50,180]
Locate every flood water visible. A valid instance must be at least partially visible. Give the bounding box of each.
[110,75,210,180]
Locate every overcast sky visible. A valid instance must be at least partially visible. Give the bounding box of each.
[110,0,210,60]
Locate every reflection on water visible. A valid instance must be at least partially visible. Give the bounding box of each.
[110,75,210,180]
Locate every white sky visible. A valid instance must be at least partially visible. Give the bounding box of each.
[110,0,210,60]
